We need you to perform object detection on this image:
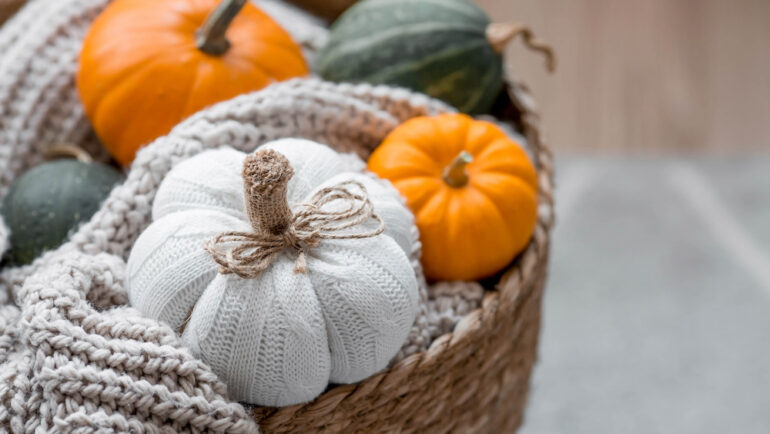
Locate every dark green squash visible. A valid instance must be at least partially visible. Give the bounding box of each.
[317,0,554,114]
[1,151,124,265]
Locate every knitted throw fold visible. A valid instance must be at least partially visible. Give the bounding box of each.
[0,252,258,433]
[204,150,385,277]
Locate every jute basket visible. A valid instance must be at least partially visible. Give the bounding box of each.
[257,5,556,429]
[250,72,554,433]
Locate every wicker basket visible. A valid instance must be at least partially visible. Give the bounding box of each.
[248,2,556,432]
[252,77,553,434]
[252,53,555,434]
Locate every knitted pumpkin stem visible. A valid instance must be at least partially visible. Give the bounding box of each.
[196,0,247,56]
[486,22,556,72]
[242,149,295,235]
[443,151,474,188]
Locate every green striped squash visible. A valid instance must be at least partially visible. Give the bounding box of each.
[317,0,505,114]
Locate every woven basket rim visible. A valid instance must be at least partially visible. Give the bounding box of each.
[251,71,555,428]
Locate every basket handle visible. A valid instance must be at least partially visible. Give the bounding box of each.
[487,22,556,73]
[496,25,555,176]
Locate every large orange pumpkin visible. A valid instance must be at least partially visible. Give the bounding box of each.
[77,0,308,166]
[368,113,538,282]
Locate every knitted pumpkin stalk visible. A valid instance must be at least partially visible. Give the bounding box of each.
[196,0,247,55]
[206,147,386,277]
[241,149,295,235]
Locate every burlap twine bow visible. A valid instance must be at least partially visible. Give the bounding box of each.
[203,149,385,278]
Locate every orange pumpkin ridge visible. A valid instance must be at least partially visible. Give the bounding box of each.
[77,0,308,166]
[368,113,538,282]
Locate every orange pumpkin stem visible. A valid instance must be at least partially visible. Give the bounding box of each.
[196,0,247,56]
[486,22,556,73]
[443,151,474,188]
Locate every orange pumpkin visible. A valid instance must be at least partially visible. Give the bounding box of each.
[368,113,538,282]
[77,0,308,166]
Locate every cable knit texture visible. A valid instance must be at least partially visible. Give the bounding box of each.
[0,0,327,199]
[0,0,486,430]
[127,139,420,406]
[0,252,259,433]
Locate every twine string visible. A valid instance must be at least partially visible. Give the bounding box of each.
[204,180,385,278]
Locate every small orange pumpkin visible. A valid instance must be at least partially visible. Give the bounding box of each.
[77,0,308,166]
[368,113,538,282]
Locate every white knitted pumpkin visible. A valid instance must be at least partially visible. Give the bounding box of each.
[126,139,419,406]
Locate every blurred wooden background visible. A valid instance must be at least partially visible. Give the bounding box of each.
[477,0,770,153]
[5,0,769,153]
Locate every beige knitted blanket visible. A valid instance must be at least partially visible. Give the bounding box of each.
[0,1,486,431]
[0,252,259,432]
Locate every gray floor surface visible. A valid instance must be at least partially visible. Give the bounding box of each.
[519,157,770,434]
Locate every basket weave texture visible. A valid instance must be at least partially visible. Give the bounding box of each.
[252,76,555,433]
